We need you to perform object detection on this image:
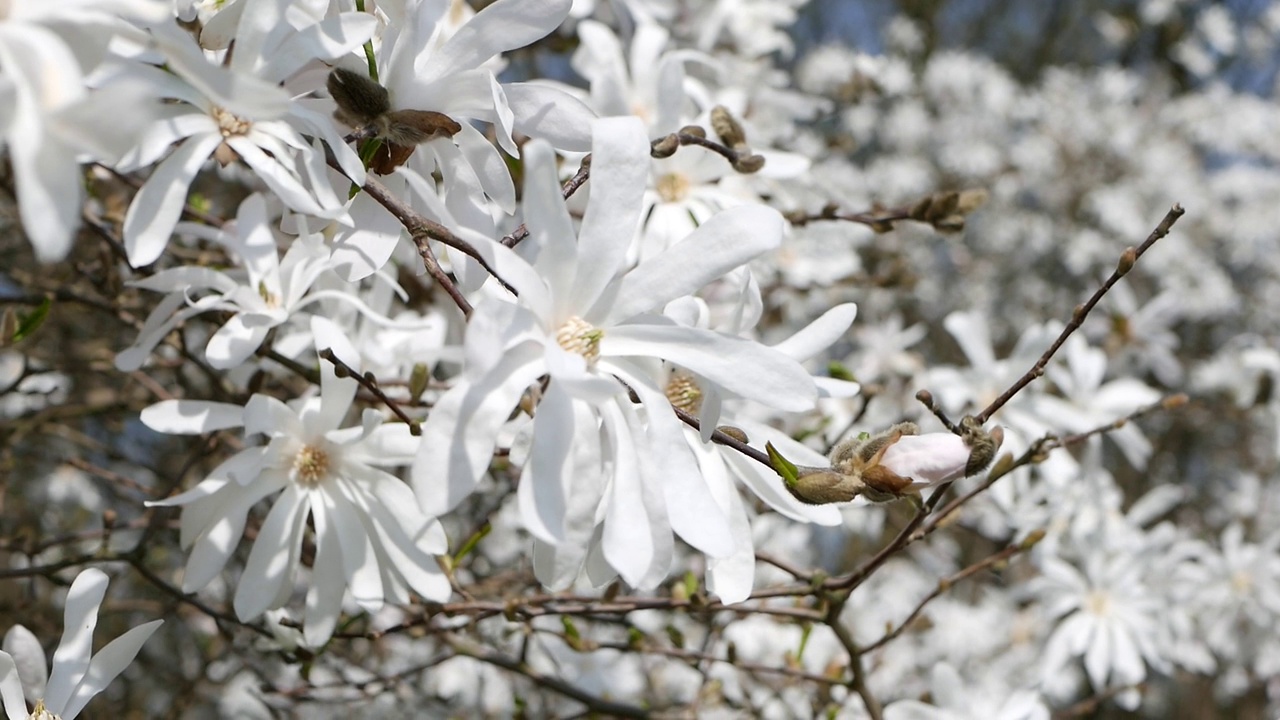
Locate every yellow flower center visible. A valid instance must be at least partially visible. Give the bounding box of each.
[655,172,691,203]
[211,106,252,137]
[665,370,703,414]
[1231,570,1253,594]
[1084,589,1111,617]
[292,444,330,487]
[257,281,280,308]
[29,699,58,720]
[556,316,603,364]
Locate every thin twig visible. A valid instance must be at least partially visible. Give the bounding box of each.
[443,634,650,718]
[976,204,1184,424]
[319,348,421,435]
[358,174,514,300]
[672,406,772,467]
[861,536,1038,653]
[914,394,1188,542]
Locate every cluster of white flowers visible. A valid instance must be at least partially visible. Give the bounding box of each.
[4,0,1280,717]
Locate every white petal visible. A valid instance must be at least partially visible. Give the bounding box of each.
[10,125,81,264]
[599,204,785,325]
[354,486,453,602]
[310,316,360,432]
[531,403,604,589]
[243,394,303,439]
[704,464,755,604]
[60,620,162,719]
[771,303,858,362]
[518,382,574,543]
[452,233,554,323]
[227,136,334,218]
[260,12,378,83]
[413,345,544,516]
[181,473,287,591]
[600,402,653,587]
[520,138,579,309]
[331,189,401,282]
[115,294,215,372]
[44,568,109,713]
[943,310,995,368]
[426,0,570,80]
[151,22,291,119]
[234,486,309,621]
[572,20,629,116]
[129,266,238,294]
[1,626,46,707]
[123,133,222,267]
[609,359,735,558]
[141,399,245,434]
[205,315,271,369]
[325,481,384,612]
[602,325,816,411]
[505,81,595,152]
[0,651,28,720]
[302,495,347,648]
[570,116,650,313]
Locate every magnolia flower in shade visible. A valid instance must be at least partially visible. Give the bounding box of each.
[1031,543,1173,710]
[0,569,162,720]
[143,317,450,647]
[414,116,819,589]
[115,194,420,372]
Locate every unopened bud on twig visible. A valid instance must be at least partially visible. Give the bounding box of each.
[1116,247,1137,276]
[732,153,765,173]
[710,106,747,148]
[651,134,680,158]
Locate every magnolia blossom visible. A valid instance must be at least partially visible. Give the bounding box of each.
[571,19,711,135]
[0,0,166,262]
[118,17,371,266]
[414,116,819,589]
[116,194,421,372]
[334,0,594,206]
[1032,542,1174,709]
[0,569,161,720]
[143,318,449,647]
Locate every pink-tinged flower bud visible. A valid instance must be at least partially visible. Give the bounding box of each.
[876,424,1003,489]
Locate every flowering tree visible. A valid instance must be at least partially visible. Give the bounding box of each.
[3,0,1280,717]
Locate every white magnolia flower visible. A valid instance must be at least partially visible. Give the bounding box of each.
[119,17,371,266]
[0,569,162,720]
[414,116,818,589]
[1031,335,1160,469]
[1032,540,1171,709]
[1192,523,1280,671]
[571,19,711,135]
[143,317,449,647]
[115,193,419,372]
[116,194,336,371]
[339,0,593,205]
[0,0,167,262]
[653,301,859,601]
